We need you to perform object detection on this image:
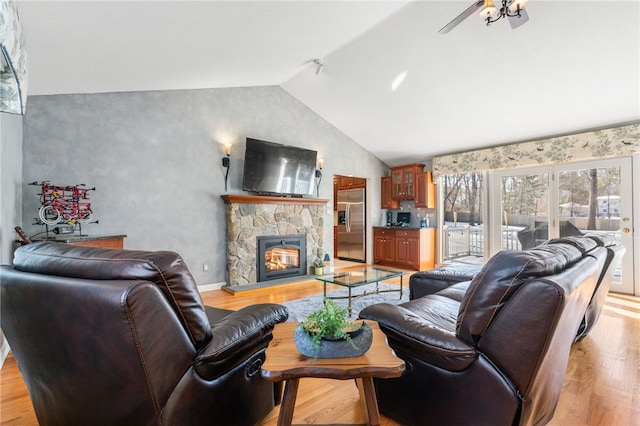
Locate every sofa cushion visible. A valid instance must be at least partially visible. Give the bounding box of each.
[360,295,477,371]
[544,235,598,253]
[434,280,470,303]
[13,241,211,347]
[584,232,618,247]
[456,243,583,344]
[409,264,481,299]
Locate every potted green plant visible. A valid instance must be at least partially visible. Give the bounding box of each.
[293,300,372,358]
[312,258,325,275]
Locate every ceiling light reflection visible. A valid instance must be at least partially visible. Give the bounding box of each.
[391,71,408,91]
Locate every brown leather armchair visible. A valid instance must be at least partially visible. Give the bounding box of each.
[1,241,288,425]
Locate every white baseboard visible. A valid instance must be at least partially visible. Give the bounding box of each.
[198,281,226,293]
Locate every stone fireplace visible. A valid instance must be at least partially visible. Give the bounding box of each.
[222,195,328,286]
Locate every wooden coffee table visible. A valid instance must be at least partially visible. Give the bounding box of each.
[261,321,405,426]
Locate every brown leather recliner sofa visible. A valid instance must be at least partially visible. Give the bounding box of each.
[570,233,625,341]
[407,233,624,341]
[360,235,623,426]
[0,241,289,425]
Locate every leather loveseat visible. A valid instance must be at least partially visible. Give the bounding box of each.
[360,235,622,426]
[0,241,289,425]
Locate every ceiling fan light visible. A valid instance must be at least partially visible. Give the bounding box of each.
[479,0,498,19]
[479,6,498,19]
[508,0,528,13]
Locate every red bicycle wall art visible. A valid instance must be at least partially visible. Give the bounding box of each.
[29,181,95,226]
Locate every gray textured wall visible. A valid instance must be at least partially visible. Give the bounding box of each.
[22,86,386,285]
[1,112,23,264]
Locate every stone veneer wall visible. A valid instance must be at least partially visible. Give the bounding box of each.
[224,196,327,286]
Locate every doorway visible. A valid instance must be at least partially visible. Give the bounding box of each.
[490,158,634,294]
[334,176,367,263]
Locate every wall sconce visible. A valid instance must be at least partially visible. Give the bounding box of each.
[313,59,324,75]
[315,158,323,197]
[222,144,231,191]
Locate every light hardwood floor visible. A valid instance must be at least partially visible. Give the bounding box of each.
[1,272,639,425]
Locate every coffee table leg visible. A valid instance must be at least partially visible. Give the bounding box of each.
[278,378,300,426]
[356,377,380,426]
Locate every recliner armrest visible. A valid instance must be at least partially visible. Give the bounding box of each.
[194,303,288,378]
[360,302,476,371]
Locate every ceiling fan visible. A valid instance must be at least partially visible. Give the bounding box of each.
[439,0,529,34]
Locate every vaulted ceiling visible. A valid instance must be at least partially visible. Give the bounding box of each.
[17,1,640,166]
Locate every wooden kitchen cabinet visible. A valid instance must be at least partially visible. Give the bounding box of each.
[394,230,420,267]
[381,176,399,209]
[373,227,395,264]
[337,176,366,190]
[390,164,425,200]
[373,227,435,271]
[414,171,435,208]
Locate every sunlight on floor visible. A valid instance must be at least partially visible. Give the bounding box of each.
[603,294,640,319]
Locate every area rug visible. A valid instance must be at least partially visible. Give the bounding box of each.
[280,283,410,322]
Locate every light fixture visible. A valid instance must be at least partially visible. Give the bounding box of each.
[313,59,324,75]
[315,158,323,197]
[222,144,231,191]
[479,0,527,26]
[508,0,528,13]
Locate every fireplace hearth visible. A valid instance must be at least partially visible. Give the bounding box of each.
[257,235,306,282]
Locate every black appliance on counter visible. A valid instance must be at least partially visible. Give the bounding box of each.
[395,212,411,227]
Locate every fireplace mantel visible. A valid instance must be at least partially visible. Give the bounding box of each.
[222,194,328,205]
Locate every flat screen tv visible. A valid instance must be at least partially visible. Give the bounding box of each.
[242,138,317,196]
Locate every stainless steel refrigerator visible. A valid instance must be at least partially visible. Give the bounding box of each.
[337,188,366,262]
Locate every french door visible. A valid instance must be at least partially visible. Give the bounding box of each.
[490,157,635,294]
